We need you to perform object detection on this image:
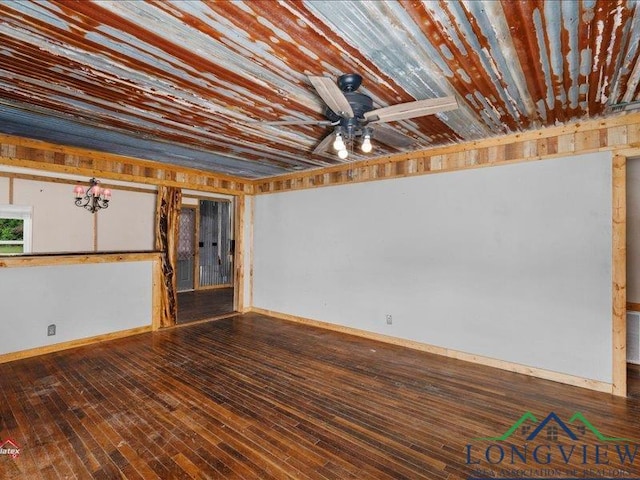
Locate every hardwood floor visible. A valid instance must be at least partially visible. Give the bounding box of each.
[177,288,234,324]
[1,313,640,479]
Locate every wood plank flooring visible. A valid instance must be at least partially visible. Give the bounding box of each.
[177,288,234,324]
[1,313,640,479]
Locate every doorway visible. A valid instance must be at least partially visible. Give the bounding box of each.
[176,199,235,323]
[626,156,640,396]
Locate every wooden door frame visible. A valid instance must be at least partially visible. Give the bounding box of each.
[233,194,246,313]
[612,149,640,397]
[179,194,245,313]
[612,154,626,396]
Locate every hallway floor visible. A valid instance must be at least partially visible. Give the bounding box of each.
[177,288,234,324]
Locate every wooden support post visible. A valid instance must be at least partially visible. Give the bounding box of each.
[612,154,627,396]
[234,194,245,313]
[249,196,254,310]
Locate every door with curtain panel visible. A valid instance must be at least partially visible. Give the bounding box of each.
[198,199,233,288]
[176,200,233,292]
[177,206,196,292]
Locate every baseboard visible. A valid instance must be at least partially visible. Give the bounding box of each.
[250,307,614,395]
[167,312,239,329]
[627,302,640,312]
[0,326,153,364]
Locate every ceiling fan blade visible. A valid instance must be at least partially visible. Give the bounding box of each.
[312,132,336,155]
[364,96,458,123]
[308,76,354,118]
[244,119,333,126]
[372,125,415,148]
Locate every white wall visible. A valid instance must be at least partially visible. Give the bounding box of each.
[97,189,155,251]
[627,158,640,303]
[253,152,613,383]
[0,177,8,203]
[14,179,94,252]
[3,175,156,253]
[0,261,153,355]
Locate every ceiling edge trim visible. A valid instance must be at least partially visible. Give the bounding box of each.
[254,112,640,194]
[0,133,253,195]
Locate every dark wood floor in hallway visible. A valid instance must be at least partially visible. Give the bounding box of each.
[177,288,234,324]
[1,313,640,479]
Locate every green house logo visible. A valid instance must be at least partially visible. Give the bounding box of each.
[475,411,630,443]
[465,411,639,479]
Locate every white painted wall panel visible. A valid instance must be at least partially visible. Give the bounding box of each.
[0,177,9,203]
[0,261,152,355]
[97,189,155,251]
[253,152,613,383]
[13,179,93,252]
[626,158,640,303]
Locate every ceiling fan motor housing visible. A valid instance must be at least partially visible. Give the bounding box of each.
[337,73,362,92]
[325,92,373,119]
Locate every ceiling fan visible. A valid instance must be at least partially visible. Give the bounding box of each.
[255,73,458,160]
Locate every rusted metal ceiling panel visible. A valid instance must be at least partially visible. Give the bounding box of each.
[0,104,286,177]
[0,0,638,179]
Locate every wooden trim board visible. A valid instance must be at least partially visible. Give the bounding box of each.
[166,312,239,330]
[612,155,627,397]
[197,283,233,291]
[248,196,254,312]
[234,194,245,313]
[0,169,157,194]
[0,251,162,268]
[152,258,163,331]
[251,307,615,395]
[627,302,640,312]
[0,326,152,364]
[93,211,99,252]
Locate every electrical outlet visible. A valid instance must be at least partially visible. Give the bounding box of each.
[47,324,56,336]
[386,314,393,325]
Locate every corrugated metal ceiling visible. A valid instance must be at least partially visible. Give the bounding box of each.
[0,0,638,179]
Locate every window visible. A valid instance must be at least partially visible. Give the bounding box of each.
[0,205,32,255]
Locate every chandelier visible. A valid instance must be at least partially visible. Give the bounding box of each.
[73,178,111,213]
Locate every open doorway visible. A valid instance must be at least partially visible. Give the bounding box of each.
[176,198,235,323]
[626,156,640,397]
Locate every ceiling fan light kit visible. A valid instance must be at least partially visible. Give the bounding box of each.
[361,131,372,153]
